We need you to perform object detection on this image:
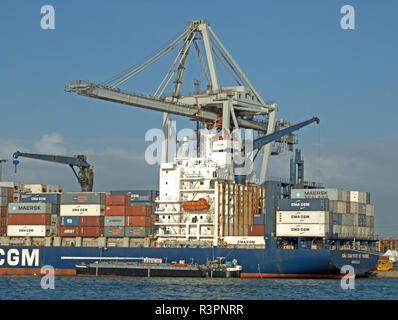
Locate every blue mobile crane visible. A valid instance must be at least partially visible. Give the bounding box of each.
[12,151,94,192]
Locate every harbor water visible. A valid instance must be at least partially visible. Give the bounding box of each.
[0,276,397,300]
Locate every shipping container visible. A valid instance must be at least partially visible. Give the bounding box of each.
[20,193,61,205]
[276,211,329,224]
[105,195,130,206]
[124,226,151,237]
[277,198,329,211]
[80,226,103,237]
[104,216,125,227]
[104,226,125,237]
[7,214,51,225]
[60,204,104,216]
[8,203,55,214]
[366,204,374,217]
[125,215,151,227]
[223,236,265,246]
[110,190,158,203]
[60,226,80,237]
[0,206,7,217]
[105,205,127,216]
[61,216,80,226]
[125,205,152,216]
[253,214,265,225]
[0,182,24,193]
[276,224,328,237]
[0,197,11,207]
[79,216,104,227]
[248,225,265,236]
[329,201,347,214]
[61,192,105,205]
[291,188,349,201]
[7,225,49,237]
[0,187,13,198]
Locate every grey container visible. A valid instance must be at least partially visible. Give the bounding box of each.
[61,192,105,205]
[110,190,158,203]
[20,193,61,205]
[0,197,9,207]
[278,198,329,211]
[104,226,125,237]
[125,226,151,237]
[0,187,10,197]
[7,202,55,214]
[104,216,125,227]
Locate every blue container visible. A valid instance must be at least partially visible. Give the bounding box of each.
[20,193,61,205]
[253,214,265,225]
[278,198,329,211]
[110,190,158,203]
[61,216,80,226]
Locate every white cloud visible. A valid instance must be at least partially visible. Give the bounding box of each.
[33,133,68,154]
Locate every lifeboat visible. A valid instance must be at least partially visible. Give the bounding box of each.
[183,198,210,211]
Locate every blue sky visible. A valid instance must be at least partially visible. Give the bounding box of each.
[0,1,397,236]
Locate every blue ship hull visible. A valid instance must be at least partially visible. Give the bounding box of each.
[0,245,378,277]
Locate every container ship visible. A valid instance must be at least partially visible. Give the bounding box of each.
[0,19,379,277]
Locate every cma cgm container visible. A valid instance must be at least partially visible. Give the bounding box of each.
[110,190,158,203]
[277,211,329,224]
[20,193,61,205]
[60,204,104,216]
[278,199,329,211]
[7,225,50,237]
[276,224,329,237]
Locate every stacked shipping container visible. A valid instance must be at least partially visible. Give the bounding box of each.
[0,187,13,236]
[286,188,374,239]
[60,192,105,237]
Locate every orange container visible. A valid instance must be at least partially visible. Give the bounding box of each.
[105,205,127,216]
[126,215,151,227]
[80,226,103,237]
[105,195,130,206]
[79,216,104,227]
[248,225,265,236]
[125,205,151,216]
[7,214,51,225]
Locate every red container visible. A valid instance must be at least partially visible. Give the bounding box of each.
[105,205,127,216]
[105,195,130,206]
[248,225,265,236]
[0,217,6,227]
[7,214,51,225]
[60,226,80,237]
[80,226,103,237]
[125,205,151,216]
[126,215,151,227]
[79,216,104,227]
[0,226,6,237]
[0,206,7,217]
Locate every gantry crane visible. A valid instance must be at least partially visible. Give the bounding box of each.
[13,151,94,191]
[65,19,319,185]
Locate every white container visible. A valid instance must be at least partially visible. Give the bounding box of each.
[366,204,374,217]
[350,202,359,214]
[276,211,328,224]
[291,188,349,201]
[276,224,328,237]
[332,225,342,234]
[60,204,104,216]
[7,225,48,237]
[329,201,347,214]
[223,236,265,246]
[350,191,359,202]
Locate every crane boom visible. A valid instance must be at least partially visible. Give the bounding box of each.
[13,151,94,192]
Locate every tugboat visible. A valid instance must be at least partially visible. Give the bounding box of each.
[75,257,242,278]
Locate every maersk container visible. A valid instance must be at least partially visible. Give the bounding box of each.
[291,188,349,201]
[278,199,329,211]
[124,226,151,237]
[276,211,329,224]
[104,226,125,237]
[110,190,158,203]
[276,223,328,237]
[104,216,125,227]
[61,192,105,205]
[60,204,104,216]
[8,203,55,214]
[7,225,49,237]
[20,193,61,205]
[61,216,80,226]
